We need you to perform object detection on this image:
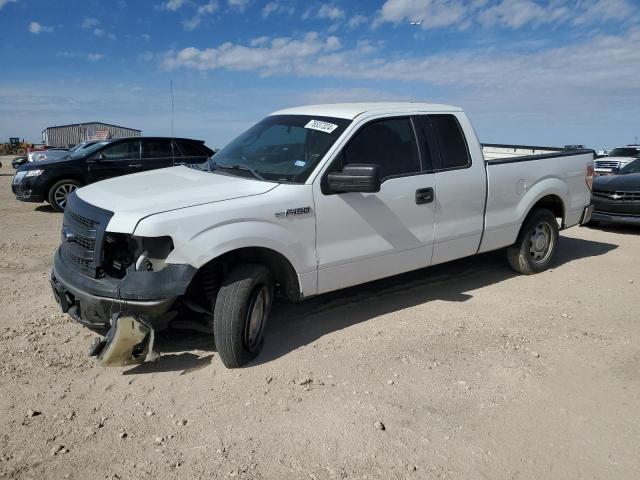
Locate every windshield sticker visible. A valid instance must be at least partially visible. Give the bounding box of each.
[294,160,306,167]
[305,119,338,134]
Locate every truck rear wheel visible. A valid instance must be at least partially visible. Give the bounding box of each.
[507,208,559,275]
[212,263,274,368]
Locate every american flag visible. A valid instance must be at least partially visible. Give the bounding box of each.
[88,129,110,140]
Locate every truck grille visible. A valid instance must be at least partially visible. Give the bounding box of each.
[592,190,640,202]
[60,193,113,277]
[594,160,621,170]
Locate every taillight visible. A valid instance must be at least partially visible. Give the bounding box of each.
[586,163,594,191]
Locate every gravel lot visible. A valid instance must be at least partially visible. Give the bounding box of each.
[0,155,639,480]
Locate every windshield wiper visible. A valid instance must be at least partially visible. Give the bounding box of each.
[211,162,266,181]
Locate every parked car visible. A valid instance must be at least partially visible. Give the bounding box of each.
[11,156,27,169]
[593,146,640,175]
[590,159,640,225]
[27,142,96,163]
[48,102,594,369]
[12,137,214,212]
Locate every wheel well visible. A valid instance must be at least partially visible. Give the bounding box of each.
[44,177,84,200]
[529,194,565,227]
[187,247,301,305]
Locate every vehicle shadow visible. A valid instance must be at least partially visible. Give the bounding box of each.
[125,235,617,373]
[252,235,617,366]
[35,205,58,213]
[586,223,640,235]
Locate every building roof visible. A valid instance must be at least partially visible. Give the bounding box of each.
[42,122,142,133]
[271,102,461,120]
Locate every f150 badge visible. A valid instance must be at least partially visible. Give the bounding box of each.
[275,207,312,218]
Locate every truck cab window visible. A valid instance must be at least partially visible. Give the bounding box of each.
[429,115,470,169]
[343,117,420,179]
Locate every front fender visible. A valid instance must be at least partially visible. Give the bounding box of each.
[165,219,316,274]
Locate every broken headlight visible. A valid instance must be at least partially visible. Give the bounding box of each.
[102,234,174,278]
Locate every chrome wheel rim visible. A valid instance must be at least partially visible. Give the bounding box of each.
[54,183,77,209]
[529,221,554,264]
[244,285,269,352]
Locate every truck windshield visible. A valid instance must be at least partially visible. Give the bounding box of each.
[608,148,640,158]
[209,114,351,183]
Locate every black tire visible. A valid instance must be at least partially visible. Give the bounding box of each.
[0,146,6,156]
[48,179,81,212]
[507,208,559,275]
[16,147,27,156]
[212,263,274,368]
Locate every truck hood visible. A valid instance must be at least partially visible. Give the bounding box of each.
[593,172,640,191]
[598,156,637,162]
[76,166,278,232]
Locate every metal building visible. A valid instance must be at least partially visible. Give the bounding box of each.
[42,122,141,147]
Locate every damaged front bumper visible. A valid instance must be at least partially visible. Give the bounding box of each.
[51,247,197,366]
[90,314,157,367]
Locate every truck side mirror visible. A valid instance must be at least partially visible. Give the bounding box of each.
[327,164,381,193]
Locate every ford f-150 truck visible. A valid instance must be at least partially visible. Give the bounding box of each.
[50,103,595,368]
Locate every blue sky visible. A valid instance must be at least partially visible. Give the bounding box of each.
[0,0,639,149]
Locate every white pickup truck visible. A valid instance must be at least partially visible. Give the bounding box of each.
[50,103,595,368]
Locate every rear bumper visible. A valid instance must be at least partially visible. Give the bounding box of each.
[580,204,594,225]
[591,211,640,225]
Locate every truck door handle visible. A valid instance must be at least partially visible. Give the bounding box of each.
[415,187,434,205]
[128,163,142,168]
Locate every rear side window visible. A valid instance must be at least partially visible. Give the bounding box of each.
[100,140,140,160]
[142,139,173,158]
[342,117,421,179]
[429,115,470,169]
[177,140,209,157]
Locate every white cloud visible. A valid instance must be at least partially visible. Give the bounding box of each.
[317,4,345,20]
[160,0,188,11]
[573,0,637,25]
[347,14,368,29]
[198,0,218,14]
[182,1,218,30]
[478,0,567,28]
[375,0,639,30]
[81,17,100,29]
[164,32,341,73]
[228,0,249,11]
[162,28,640,98]
[28,21,53,34]
[375,0,469,29]
[0,0,17,10]
[261,1,294,18]
[56,51,106,62]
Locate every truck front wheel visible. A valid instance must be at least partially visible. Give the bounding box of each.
[507,208,559,275]
[212,263,274,368]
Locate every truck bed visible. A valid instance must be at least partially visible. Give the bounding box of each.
[482,143,566,162]
[478,146,594,254]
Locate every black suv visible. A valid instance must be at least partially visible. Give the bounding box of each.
[12,137,214,211]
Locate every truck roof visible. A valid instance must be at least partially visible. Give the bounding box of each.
[272,102,462,120]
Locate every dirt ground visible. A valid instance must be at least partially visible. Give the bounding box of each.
[0,155,638,480]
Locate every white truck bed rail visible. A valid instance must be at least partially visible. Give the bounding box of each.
[482,143,565,161]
